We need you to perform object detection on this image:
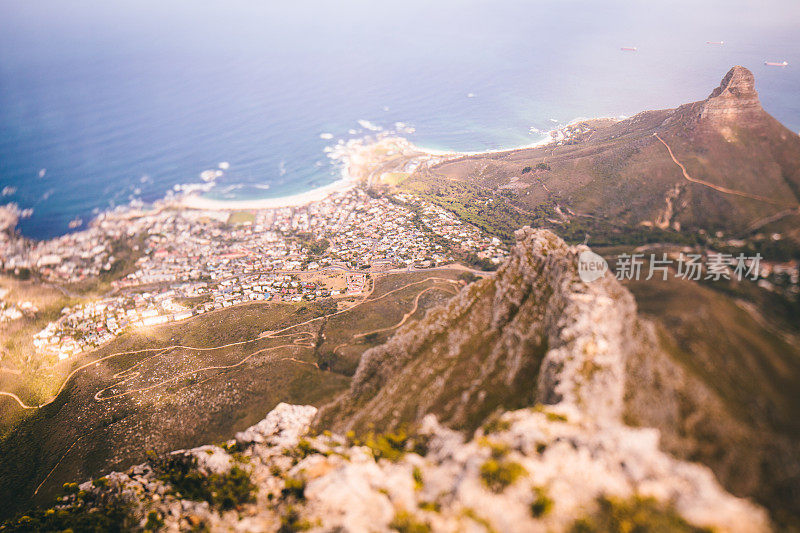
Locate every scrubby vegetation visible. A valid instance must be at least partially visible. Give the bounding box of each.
[389,509,431,533]
[412,466,424,491]
[532,404,568,422]
[292,232,330,256]
[155,453,257,511]
[482,416,511,434]
[400,176,557,244]
[479,454,527,493]
[279,505,312,532]
[530,486,554,518]
[346,427,428,462]
[281,476,307,500]
[570,495,712,533]
[0,485,137,532]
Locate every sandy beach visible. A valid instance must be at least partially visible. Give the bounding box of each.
[177,177,356,211]
[175,136,424,211]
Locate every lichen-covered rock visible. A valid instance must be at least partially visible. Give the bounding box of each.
[35,399,769,532]
[235,402,317,448]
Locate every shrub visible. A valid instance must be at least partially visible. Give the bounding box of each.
[418,501,441,512]
[530,486,554,518]
[279,505,312,532]
[482,417,511,434]
[570,495,712,532]
[4,493,136,532]
[156,454,256,510]
[281,476,306,500]
[144,510,165,531]
[533,404,568,422]
[479,458,527,492]
[389,510,431,533]
[412,466,424,490]
[295,438,321,458]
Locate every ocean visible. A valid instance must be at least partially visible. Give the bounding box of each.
[1,0,799,240]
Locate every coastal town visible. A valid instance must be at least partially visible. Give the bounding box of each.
[1,127,799,363]
[0,185,508,361]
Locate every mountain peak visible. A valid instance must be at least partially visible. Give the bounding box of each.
[701,65,762,120]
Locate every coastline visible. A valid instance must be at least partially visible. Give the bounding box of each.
[176,176,357,211]
[173,115,625,213]
[170,122,569,212]
[6,116,623,231]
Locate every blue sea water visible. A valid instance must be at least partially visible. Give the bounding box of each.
[1,0,799,240]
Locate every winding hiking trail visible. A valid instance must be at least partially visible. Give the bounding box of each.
[353,283,458,340]
[654,133,790,206]
[333,280,460,357]
[5,273,466,501]
[0,274,464,411]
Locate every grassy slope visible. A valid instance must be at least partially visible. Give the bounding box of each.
[0,271,461,521]
[624,276,800,526]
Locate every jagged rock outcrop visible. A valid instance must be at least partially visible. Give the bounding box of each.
[317,228,642,432]
[700,65,762,121]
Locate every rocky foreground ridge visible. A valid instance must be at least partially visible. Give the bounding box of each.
[1,230,772,532]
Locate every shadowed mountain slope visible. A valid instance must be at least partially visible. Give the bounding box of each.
[410,66,800,239]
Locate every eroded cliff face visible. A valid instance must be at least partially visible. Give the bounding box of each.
[699,65,763,122]
[317,228,641,433]
[10,229,775,532]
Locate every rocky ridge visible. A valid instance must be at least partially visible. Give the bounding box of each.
[317,228,641,433]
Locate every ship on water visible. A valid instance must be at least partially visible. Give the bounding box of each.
[706,40,724,45]
[764,60,789,67]
[620,46,637,51]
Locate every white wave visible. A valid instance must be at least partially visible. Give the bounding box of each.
[220,184,244,194]
[357,119,382,132]
[319,132,334,140]
[200,169,224,182]
[218,161,230,170]
[174,181,216,194]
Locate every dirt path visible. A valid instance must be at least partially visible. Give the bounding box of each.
[654,133,790,206]
[0,275,461,411]
[745,206,800,232]
[353,284,457,339]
